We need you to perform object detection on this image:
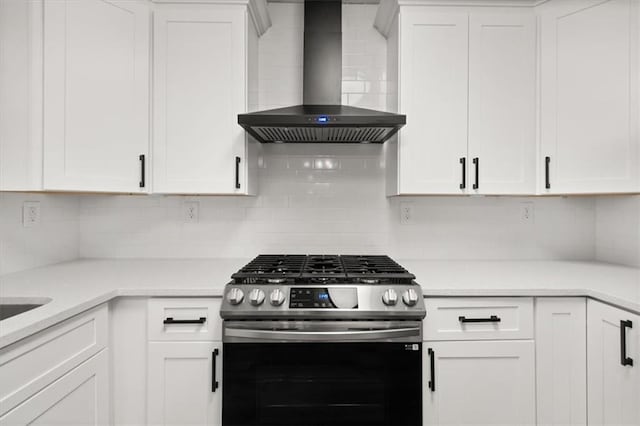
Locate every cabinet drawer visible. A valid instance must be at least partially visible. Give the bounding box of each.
[424,297,534,341]
[148,298,222,341]
[0,349,109,426]
[0,304,108,416]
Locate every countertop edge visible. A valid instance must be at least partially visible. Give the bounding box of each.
[2,285,639,349]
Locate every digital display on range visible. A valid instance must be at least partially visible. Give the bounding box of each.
[289,288,336,308]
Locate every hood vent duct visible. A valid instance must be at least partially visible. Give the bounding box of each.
[237,0,405,144]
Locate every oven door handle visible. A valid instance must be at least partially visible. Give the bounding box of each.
[224,326,422,342]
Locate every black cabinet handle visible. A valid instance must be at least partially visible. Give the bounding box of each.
[139,154,146,188]
[428,348,435,392]
[163,317,206,324]
[459,315,501,323]
[459,158,466,189]
[472,157,479,190]
[545,156,551,189]
[621,320,634,367]
[212,348,220,392]
[235,156,241,189]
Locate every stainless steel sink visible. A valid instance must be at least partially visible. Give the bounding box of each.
[0,297,52,321]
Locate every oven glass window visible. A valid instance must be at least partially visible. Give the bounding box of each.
[223,343,422,426]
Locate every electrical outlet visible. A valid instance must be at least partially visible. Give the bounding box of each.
[400,203,412,225]
[184,201,199,223]
[521,202,534,224]
[22,201,41,227]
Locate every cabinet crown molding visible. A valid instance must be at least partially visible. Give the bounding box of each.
[151,0,271,36]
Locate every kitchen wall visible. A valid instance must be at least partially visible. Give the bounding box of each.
[2,3,632,273]
[595,195,640,267]
[0,193,80,275]
[76,3,597,263]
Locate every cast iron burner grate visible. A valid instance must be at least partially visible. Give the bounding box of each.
[231,255,415,285]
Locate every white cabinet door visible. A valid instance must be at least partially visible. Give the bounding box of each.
[0,0,43,191]
[587,299,640,426]
[0,350,109,426]
[423,340,535,425]
[396,10,469,195]
[153,7,250,194]
[535,298,587,426]
[42,0,150,193]
[539,0,640,194]
[148,342,222,426]
[468,13,536,195]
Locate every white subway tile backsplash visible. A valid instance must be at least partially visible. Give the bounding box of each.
[595,196,640,267]
[0,193,80,274]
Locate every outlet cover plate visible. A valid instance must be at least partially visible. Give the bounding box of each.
[184,201,199,223]
[23,201,41,227]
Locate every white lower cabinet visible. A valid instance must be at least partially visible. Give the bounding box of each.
[587,299,640,426]
[146,298,224,426]
[147,342,222,426]
[0,304,109,425]
[535,298,587,426]
[423,340,536,425]
[0,349,109,426]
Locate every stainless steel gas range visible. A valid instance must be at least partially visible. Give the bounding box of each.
[220,255,426,426]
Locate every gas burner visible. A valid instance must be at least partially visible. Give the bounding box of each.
[231,254,415,285]
[231,255,306,284]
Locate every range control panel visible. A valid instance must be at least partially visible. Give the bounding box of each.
[219,284,426,320]
[290,288,335,308]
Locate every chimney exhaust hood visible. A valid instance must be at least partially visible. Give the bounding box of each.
[237,0,405,144]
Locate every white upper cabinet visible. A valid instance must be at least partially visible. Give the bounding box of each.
[1,0,268,194]
[0,0,43,191]
[42,0,150,192]
[539,0,640,194]
[153,3,265,195]
[379,4,536,195]
[395,10,469,195]
[468,13,536,195]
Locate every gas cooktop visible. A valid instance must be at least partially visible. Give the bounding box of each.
[231,254,415,285]
[221,255,425,320]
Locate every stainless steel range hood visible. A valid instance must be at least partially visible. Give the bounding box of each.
[237,0,405,144]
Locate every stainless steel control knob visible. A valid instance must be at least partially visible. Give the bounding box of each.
[402,288,419,307]
[382,289,398,306]
[227,288,244,305]
[249,288,266,306]
[270,288,286,306]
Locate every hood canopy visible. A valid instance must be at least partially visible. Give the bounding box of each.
[237,0,405,144]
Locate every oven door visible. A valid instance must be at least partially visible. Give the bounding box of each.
[222,321,422,426]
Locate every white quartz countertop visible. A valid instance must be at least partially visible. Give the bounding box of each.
[1,258,639,348]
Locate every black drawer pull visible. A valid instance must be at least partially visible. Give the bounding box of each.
[545,156,551,189]
[139,154,146,188]
[459,315,501,323]
[459,157,466,189]
[212,348,220,392]
[472,157,479,190]
[428,348,435,392]
[163,317,206,324]
[621,320,634,367]
[235,156,241,189]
